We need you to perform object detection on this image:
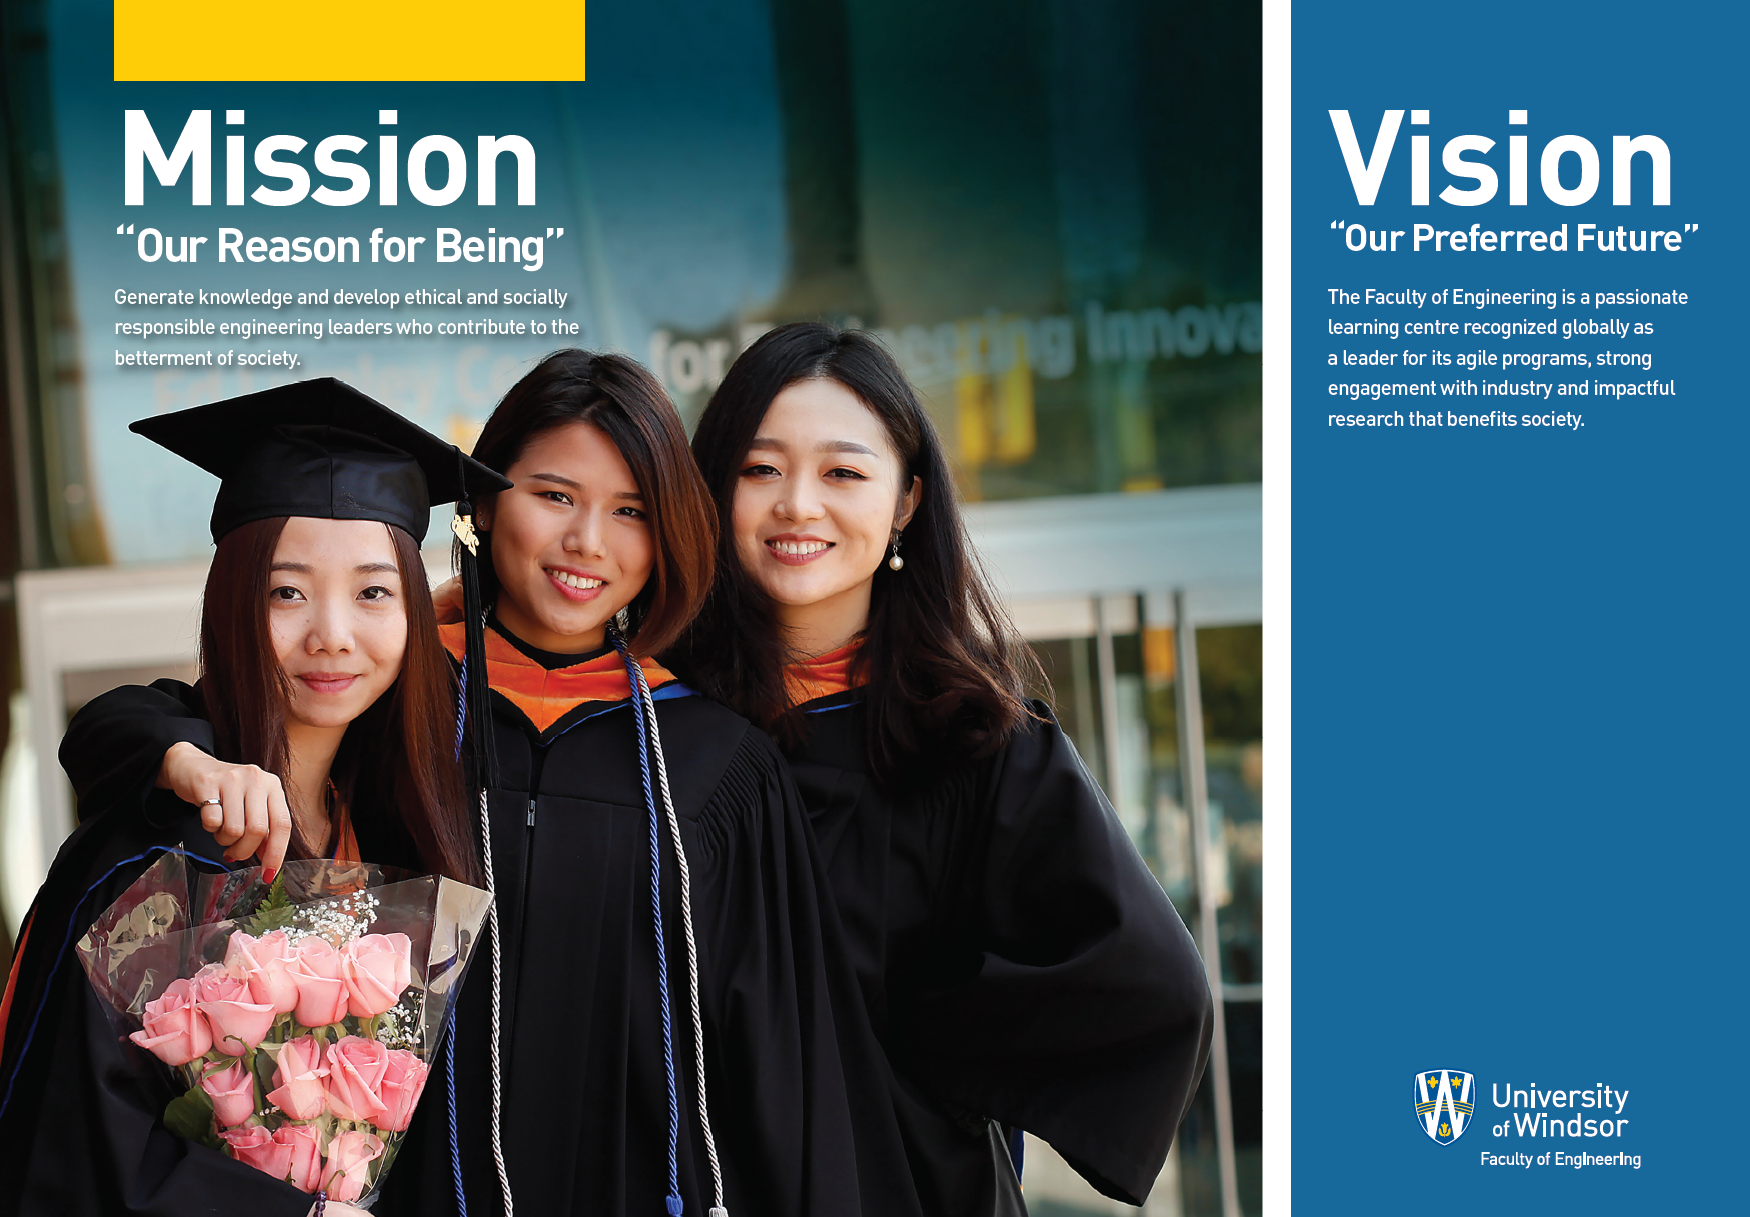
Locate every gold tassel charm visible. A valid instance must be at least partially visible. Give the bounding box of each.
[451,511,480,555]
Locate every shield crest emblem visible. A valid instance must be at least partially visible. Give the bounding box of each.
[1414,1069,1474,1144]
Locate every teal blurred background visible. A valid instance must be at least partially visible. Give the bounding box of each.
[0,3,1262,1213]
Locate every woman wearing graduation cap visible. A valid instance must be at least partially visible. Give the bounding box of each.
[52,357,899,1217]
[668,323,1216,1214]
[0,379,505,1216]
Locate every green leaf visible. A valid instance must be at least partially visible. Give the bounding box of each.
[163,1083,218,1148]
[242,870,295,936]
[253,1043,280,1095]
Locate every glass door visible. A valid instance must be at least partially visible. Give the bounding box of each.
[1020,600,1262,1217]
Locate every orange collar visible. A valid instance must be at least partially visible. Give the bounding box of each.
[0,911,32,1060]
[440,621,677,734]
[784,639,864,707]
[331,805,360,865]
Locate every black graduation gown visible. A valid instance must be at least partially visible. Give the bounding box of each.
[389,667,884,1217]
[786,691,1215,1211]
[50,668,893,1217]
[0,679,417,1217]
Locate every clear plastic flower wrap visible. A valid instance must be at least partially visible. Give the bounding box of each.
[75,850,491,1207]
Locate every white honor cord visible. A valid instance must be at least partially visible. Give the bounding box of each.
[477,785,515,1217]
[631,664,728,1217]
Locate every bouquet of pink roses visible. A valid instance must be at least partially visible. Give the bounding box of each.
[76,851,490,1206]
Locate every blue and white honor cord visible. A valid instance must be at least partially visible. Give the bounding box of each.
[455,649,516,1217]
[630,652,727,1216]
[614,633,728,1217]
[477,782,514,1217]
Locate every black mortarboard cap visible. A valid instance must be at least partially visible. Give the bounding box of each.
[129,377,510,543]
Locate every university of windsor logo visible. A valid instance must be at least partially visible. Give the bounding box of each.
[1414,1070,1475,1144]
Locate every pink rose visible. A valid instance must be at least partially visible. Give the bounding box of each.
[342,933,414,1018]
[193,967,276,1055]
[323,1130,386,1203]
[287,937,349,1028]
[128,978,212,1065]
[200,1060,257,1128]
[276,1122,325,1193]
[225,930,300,1014]
[222,1125,291,1182]
[377,1048,430,1132]
[321,1035,391,1122]
[266,1034,330,1120]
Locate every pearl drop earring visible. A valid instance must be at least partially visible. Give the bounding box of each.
[888,535,905,571]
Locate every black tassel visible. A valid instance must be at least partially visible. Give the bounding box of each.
[450,454,514,1217]
[456,498,500,796]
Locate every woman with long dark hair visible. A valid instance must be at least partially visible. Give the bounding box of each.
[0,381,498,1216]
[386,348,881,1217]
[670,322,1215,1214]
[57,355,893,1217]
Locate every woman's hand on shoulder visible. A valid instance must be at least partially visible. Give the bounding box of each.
[158,741,292,873]
[432,574,463,625]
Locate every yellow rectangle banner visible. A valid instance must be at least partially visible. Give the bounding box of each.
[114,1,585,82]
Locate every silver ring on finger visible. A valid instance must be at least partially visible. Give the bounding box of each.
[201,798,223,805]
